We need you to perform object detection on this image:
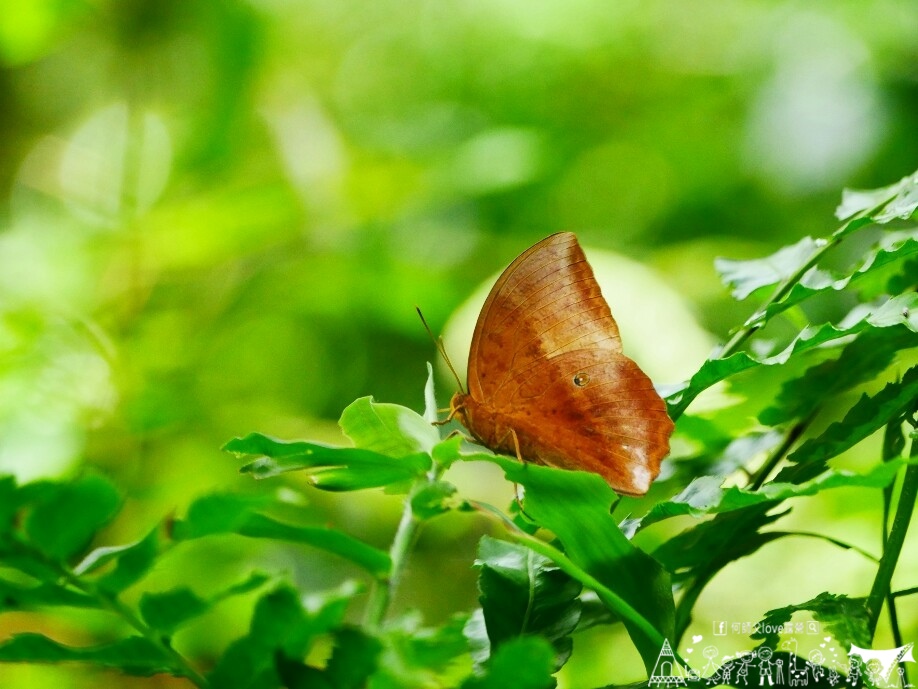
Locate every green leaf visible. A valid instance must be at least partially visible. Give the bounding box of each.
[338,396,440,456]
[209,583,357,689]
[0,578,99,611]
[461,636,556,689]
[438,443,673,674]
[715,237,822,300]
[372,612,471,688]
[836,171,918,223]
[751,592,870,651]
[322,627,382,689]
[410,480,458,519]
[23,474,121,561]
[139,572,269,635]
[75,526,160,594]
[654,507,784,583]
[172,492,391,577]
[140,588,209,634]
[759,233,918,323]
[472,536,581,670]
[666,293,918,419]
[226,432,430,490]
[788,364,918,467]
[0,634,176,676]
[638,459,908,529]
[760,328,918,425]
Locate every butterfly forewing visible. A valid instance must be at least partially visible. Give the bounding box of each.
[467,232,623,403]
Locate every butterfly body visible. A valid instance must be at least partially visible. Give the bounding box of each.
[452,232,673,496]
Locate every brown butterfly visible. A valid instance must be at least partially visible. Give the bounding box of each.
[448,232,673,496]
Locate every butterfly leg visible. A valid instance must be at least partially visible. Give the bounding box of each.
[432,406,459,427]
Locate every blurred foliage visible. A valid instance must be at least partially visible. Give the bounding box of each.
[1,1,918,687]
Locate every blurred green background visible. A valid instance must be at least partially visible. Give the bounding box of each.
[1,1,917,687]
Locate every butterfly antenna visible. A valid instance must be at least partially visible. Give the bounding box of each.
[416,306,466,394]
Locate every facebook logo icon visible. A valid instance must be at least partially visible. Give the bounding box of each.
[713,621,727,636]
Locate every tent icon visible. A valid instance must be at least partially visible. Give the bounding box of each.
[649,639,688,687]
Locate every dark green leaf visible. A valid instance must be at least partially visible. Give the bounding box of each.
[140,588,208,634]
[654,508,785,583]
[438,442,673,674]
[209,583,356,689]
[0,578,98,611]
[323,627,382,689]
[788,364,918,467]
[752,592,870,652]
[473,536,581,670]
[461,636,556,689]
[760,328,918,425]
[23,474,121,561]
[140,572,269,634]
[237,514,391,577]
[0,634,177,677]
[715,237,821,300]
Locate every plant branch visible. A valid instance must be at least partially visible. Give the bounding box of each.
[748,415,815,490]
[56,561,209,687]
[718,238,837,358]
[364,464,446,631]
[866,441,918,638]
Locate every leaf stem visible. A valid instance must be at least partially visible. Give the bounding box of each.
[61,569,210,688]
[364,464,445,631]
[865,443,918,638]
[8,532,208,687]
[748,415,814,490]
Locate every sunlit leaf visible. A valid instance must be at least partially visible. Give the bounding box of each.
[410,480,458,519]
[638,459,908,529]
[836,172,918,223]
[339,396,440,456]
[760,233,918,323]
[667,293,918,419]
[76,526,160,594]
[715,237,822,300]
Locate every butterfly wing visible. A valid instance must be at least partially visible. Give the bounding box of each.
[501,349,672,495]
[467,232,623,405]
[462,232,672,495]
